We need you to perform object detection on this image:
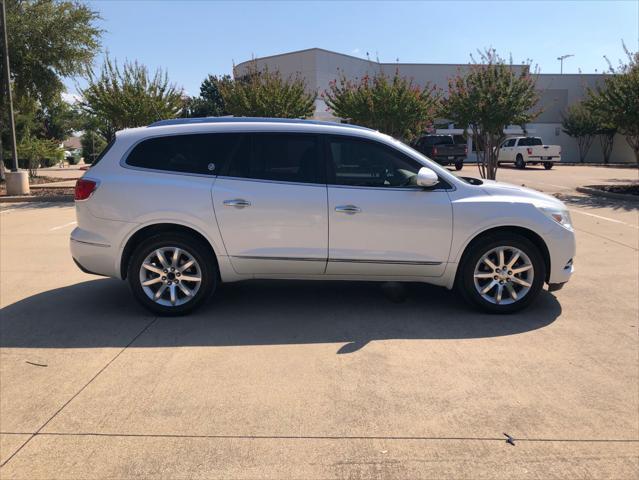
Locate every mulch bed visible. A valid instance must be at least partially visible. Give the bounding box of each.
[587,184,639,196]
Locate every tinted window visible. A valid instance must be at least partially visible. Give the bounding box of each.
[504,139,516,147]
[518,137,543,146]
[453,135,466,145]
[226,133,320,184]
[126,133,248,175]
[421,136,454,146]
[328,136,424,188]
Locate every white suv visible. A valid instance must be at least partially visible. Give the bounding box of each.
[71,118,575,315]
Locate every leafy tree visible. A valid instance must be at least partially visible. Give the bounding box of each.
[217,62,315,118]
[442,49,540,179]
[181,74,229,118]
[1,0,101,108]
[1,0,101,177]
[17,133,63,176]
[80,129,106,164]
[323,69,440,143]
[80,55,184,140]
[561,103,598,162]
[585,44,639,163]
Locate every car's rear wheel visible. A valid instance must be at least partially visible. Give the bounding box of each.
[457,233,545,313]
[515,155,526,169]
[128,233,217,316]
[455,161,464,171]
[544,162,554,170]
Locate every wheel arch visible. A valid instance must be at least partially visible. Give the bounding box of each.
[454,226,551,284]
[120,222,220,280]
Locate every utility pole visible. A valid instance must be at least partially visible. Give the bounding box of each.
[557,54,574,74]
[1,0,28,194]
[1,0,17,171]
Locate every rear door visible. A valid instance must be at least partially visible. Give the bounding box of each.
[212,132,328,274]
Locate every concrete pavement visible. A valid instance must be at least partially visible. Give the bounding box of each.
[0,166,637,479]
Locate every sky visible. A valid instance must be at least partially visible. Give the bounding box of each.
[65,0,639,97]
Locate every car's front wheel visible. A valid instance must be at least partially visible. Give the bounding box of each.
[457,233,546,313]
[127,233,217,316]
[544,162,554,170]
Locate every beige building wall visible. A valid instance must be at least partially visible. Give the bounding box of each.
[235,48,634,164]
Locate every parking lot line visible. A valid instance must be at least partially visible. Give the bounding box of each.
[49,221,77,231]
[569,209,638,229]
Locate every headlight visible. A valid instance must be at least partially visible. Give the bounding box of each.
[540,207,573,231]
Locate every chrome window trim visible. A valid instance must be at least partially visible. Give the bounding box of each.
[216,176,326,188]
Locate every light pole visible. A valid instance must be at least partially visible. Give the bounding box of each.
[0,0,28,194]
[557,54,574,74]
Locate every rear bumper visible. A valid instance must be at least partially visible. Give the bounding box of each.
[70,229,120,278]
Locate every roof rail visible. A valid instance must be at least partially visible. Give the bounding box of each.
[147,116,373,131]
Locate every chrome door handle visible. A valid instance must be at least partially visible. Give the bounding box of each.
[335,205,361,214]
[223,198,251,208]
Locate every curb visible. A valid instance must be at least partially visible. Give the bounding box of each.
[576,186,639,203]
[0,195,74,203]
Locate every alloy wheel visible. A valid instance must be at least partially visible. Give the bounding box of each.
[138,246,202,307]
[473,246,534,305]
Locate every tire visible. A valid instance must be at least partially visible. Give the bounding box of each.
[455,161,464,171]
[456,233,546,314]
[127,233,217,316]
[544,162,554,170]
[515,155,526,169]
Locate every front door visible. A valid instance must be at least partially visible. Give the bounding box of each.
[212,133,328,274]
[324,135,452,277]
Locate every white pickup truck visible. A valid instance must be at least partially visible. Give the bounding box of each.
[498,137,561,169]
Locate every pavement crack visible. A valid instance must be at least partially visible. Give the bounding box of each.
[0,316,158,468]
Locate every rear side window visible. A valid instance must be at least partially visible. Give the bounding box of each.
[126,133,248,175]
[225,133,320,184]
[518,137,543,147]
[421,136,453,146]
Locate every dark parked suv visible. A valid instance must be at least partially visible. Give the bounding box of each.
[414,134,467,170]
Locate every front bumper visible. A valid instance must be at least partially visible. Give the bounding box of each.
[544,226,576,286]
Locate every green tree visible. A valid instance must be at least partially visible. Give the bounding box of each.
[218,62,315,118]
[1,0,101,107]
[80,129,106,164]
[442,49,540,179]
[80,55,184,140]
[181,74,229,118]
[17,133,63,176]
[561,103,598,162]
[585,44,639,163]
[323,69,440,143]
[1,0,101,176]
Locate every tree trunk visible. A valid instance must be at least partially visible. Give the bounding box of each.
[598,132,615,164]
[625,135,639,164]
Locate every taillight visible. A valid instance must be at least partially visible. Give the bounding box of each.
[75,179,98,201]
[432,147,438,155]
[527,148,533,155]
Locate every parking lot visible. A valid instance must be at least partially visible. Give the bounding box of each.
[1,165,637,479]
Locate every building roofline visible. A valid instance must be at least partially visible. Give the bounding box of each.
[236,47,607,76]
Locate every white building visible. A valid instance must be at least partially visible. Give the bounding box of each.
[235,48,634,164]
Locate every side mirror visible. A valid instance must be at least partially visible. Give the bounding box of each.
[416,167,439,188]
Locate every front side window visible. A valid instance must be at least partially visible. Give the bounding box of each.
[328,136,425,188]
[126,133,248,175]
[226,133,321,184]
[503,139,516,147]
